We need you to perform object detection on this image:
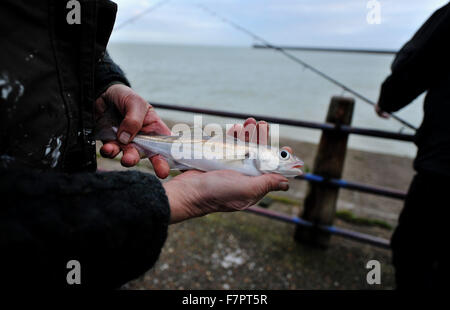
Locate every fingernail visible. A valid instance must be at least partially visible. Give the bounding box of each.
[274,175,288,182]
[279,182,289,191]
[119,131,131,144]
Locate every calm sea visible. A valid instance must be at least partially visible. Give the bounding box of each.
[108,43,423,158]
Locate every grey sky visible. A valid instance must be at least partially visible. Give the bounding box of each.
[110,0,449,49]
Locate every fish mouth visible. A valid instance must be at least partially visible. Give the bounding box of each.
[281,161,303,177]
[285,160,304,176]
[282,168,303,177]
[291,161,304,169]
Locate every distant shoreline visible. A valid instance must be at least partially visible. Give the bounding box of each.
[252,44,397,55]
[108,43,420,158]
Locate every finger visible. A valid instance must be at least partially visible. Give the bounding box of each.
[239,123,256,142]
[227,124,243,139]
[256,121,269,145]
[265,174,289,191]
[242,118,257,143]
[142,106,172,135]
[251,173,289,194]
[243,117,257,127]
[375,105,390,119]
[100,142,121,158]
[117,98,149,144]
[142,119,172,136]
[150,155,170,179]
[121,145,140,167]
[378,110,389,119]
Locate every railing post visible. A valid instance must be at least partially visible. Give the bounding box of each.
[294,96,355,248]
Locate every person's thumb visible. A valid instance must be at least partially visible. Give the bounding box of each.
[117,95,148,144]
[252,173,289,195]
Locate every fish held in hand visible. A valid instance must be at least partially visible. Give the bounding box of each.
[135,133,302,177]
[98,128,303,177]
[95,106,303,177]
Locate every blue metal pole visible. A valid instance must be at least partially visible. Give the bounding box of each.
[246,206,390,249]
[297,173,407,200]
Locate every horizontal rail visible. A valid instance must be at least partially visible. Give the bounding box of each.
[95,173,392,249]
[150,101,409,199]
[253,44,397,55]
[298,173,407,200]
[149,102,415,142]
[246,206,390,249]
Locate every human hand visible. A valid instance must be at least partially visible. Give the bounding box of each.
[164,117,290,224]
[375,104,390,119]
[227,117,295,163]
[226,117,270,144]
[95,83,172,178]
[164,170,289,224]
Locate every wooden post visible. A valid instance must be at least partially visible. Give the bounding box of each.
[294,96,355,247]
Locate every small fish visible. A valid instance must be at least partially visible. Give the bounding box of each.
[95,106,303,177]
[99,129,303,177]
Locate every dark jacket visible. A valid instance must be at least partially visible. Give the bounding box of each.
[378,3,450,177]
[0,0,170,288]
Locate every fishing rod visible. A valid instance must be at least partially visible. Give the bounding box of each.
[114,0,171,31]
[197,4,417,131]
[253,44,397,55]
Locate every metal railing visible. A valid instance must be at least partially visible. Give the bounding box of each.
[150,102,415,142]
[149,100,412,249]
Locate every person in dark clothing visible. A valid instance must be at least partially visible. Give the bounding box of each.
[0,0,289,288]
[376,3,450,289]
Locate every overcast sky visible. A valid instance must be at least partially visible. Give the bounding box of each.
[110,0,449,49]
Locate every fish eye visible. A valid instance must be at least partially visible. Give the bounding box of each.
[279,150,290,160]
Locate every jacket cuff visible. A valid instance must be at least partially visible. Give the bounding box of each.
[96,80,128,98]
[95,52,131,99]
[377,76,396,113]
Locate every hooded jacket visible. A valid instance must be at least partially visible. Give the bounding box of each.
[0,0,170,288]
[378,3,450,176]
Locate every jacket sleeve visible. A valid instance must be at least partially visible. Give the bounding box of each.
[95,50,131,98]
[378,3,450,113]
[0,169,170,289]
